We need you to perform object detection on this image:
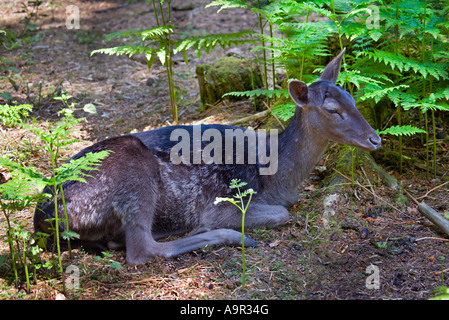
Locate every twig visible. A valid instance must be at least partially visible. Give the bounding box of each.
[262,101,285,129]
[417,202,449,237]
[222,110,269,126]
[416,181,449,200]
[415,237,449,242]
[333,168,405,214]
[360,165,376,198]
[403,188,420,206]
[193,115,218,125]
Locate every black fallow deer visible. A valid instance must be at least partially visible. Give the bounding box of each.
[34,49,381,264]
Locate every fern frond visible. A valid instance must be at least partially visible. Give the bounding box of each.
[271,102,296,121]
[205,0,252,13]
[91,45,152,58]
[359,84,409,103]
[222,89,289,99]
[55,151,112,185]
[377,125,426,137]
[402,99,449,113]
[339,69,385,90]
[174,30,256,59]
[0,103,33,127]
[104,26,174,41]
[358,50,448,79]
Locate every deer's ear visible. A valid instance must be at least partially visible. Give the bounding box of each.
[288,80,308,106]
[320,48,346,83]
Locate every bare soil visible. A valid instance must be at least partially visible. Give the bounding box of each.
[0,0,448,300]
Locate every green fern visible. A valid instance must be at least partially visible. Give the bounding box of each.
[377,125,426,137]
[359,84,409,104]
[0,103,32,127]
[402,95,449,113]
[223,89,289,99]
[205,0,251,13]
[359,50,448,80]
[91,45,152,58]
[104,25,174,41]
[271,102,296,122]
[174,30,256,59]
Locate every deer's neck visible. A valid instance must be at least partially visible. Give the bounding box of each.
[262,108,328,206]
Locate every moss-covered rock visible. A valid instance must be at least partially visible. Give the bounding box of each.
[196,56,263,110]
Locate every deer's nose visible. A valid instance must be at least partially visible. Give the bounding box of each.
[369,135,382,149]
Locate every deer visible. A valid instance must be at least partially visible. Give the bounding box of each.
[34,49,381,265]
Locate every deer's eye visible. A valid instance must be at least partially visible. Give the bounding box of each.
[325,108,338,114]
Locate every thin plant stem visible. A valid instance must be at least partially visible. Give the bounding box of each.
[431,109,436,178]
[249,57,257,111]
[429,35,437,178]
[330,0,346,66]
[299,9,310,81]
[2,206,19,287]
[394,0,403,173]
[351,147,354,188]
[59,184,72,258]
[166,0,177,124]
[269,22,276,95]
[424,111,429,180]
[159,0,177,124]
[22,237,30,293]
[50,144,66,293]
[257,0,269,108]
[421,0,432,179]
[151,0,160,27]
[238,187,246,288]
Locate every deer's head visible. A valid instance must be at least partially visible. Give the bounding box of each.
[288,49,381,151]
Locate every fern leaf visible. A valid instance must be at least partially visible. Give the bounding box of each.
[222,89,289,99]
[104,26,173,41]
[0,103,33,127]
[359,84,409,103]
[377,125,426,137]
[174,30,256,59]
[359,50,448,80]
[90,45,152,58]
[271,102,296,121]
[54,150,112,186]
[402,100,449,113]
[205,0,252,13]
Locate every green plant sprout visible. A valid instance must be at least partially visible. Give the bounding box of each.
[0,161,46,292]
[214,179,256,288]
[0,103,33,127]
[94,252,123,270]
[429,256,448,300]
[0,92,108,294]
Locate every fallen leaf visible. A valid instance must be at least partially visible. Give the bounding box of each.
[269,240,281,248]
[304,184,316,191]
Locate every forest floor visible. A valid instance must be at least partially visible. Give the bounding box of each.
[0,0,448,300]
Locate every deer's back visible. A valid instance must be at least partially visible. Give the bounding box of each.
[34,125,266,240]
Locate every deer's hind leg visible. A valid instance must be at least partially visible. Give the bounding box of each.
[125,211,257,264]
[122,185,258,264]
